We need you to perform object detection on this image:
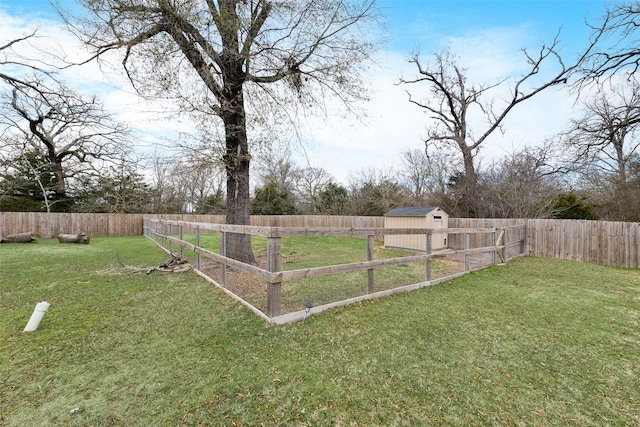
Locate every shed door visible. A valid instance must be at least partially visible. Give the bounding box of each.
[431,214,446,249]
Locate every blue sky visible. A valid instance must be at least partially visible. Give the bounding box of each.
[381,0,602,50]
[0,0,620,184]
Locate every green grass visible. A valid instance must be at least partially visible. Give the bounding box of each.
[167,233,463,313]
[1,236,639,425]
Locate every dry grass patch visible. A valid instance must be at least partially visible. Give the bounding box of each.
[1,237,638,426]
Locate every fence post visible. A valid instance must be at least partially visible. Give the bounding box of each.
[220,231,227,289]
[196,225,201,271]
[163,221,168,250]
[179,224,184,258]
[367,235,374,293]
[425,233,432,281]
[464,232,469,271]
[156,220,161,245]
[491,229,496,265]
[267,236,282,317]
[168,223,173,254]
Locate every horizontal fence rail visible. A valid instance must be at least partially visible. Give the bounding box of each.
[1,212,639,268]
[143,218,524,323]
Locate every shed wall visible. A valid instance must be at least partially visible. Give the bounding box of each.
[384,210,449,251]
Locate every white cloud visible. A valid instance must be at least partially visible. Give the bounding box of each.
[1,8,582,186]
[292,25,580,184]
[292,50,426,183]
[0,9,192,152]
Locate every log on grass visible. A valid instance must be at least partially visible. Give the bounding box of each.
[0,232,39,243]
[58,233,90,244]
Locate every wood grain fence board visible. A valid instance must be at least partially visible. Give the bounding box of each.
[531,219,542,257]
[561,221,568,260]
[2,212,640,268]
[631,222,637,268]
[596,223,605,265]
[536,219,545,258]
[606,222,614,265]
[576,221,584,262]
[589,221,597,263]
[448,217,640,268]
[627,222,639,268]
[525,219,534,257]
[598,221,606,264]
[565,221,573,260]
[608,222,617,266]
[603,221,610,265]
[633,222,640,269]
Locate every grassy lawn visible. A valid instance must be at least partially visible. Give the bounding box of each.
[172,233,466,313]
[1,236,639,426]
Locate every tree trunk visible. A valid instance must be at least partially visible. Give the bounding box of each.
[58,232,90,244]
[51,159,66,197]
[460,146,480,216]
[614,136,627,185]
[1,232,38,243]
[222,88,256,265]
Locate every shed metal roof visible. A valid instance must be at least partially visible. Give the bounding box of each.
[384,206,442,216]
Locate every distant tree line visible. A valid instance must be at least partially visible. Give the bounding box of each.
[3,2,640,224]
[0,75,635,220]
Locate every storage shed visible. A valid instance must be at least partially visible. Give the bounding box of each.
[384,206,449,252]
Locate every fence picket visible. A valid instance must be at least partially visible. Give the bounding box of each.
[2,213,640,268]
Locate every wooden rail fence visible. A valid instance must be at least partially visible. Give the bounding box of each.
[1,212,640,268]
[143,218,523,323]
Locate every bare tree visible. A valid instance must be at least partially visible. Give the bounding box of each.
[65,0,380,262]
[187,161,226,214]
[0,33,53,91]
[294,166,332,214]
[177,152,226,213]
[579,2,640,81]
[400,147,456,203]
[147,150,176,213]
[565,73,640,185]
[563,73,640,220]
[146,144,226,214]
[254,148,300,194]
[400,41,578,216]
[480,143,565,218]
[400,148,430,201]
[347,166,409,216]
[0,79,131,211]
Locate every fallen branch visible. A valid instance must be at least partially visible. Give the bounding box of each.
[113,254,192,274]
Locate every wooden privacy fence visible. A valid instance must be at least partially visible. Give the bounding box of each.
[2,212,640,268]
[0,213,381,238]
[143,217,524,323]
[0,212,149,238]
[450,218,640,269]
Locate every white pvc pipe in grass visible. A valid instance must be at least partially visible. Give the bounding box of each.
[24,301,50,332]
